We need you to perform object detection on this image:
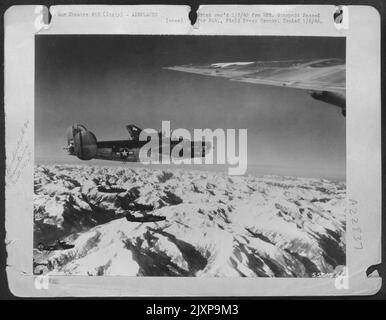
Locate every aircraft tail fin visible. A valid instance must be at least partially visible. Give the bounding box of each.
[126,124,142,140]
[65,124,97,160]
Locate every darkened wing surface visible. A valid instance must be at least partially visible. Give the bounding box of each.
[166,59,345,93]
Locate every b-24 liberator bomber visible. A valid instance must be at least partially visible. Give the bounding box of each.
[65,124,210,162]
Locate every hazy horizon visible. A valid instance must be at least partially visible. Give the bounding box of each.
[35,160,345,181]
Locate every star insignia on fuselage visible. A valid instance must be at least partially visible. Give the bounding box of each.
[119,148,129,158]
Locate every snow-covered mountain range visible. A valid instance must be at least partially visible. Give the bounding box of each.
[33,164,346,277]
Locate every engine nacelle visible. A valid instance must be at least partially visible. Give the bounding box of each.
[66,124,97,160]
[309,90,346,116]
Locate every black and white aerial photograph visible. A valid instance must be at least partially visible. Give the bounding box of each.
[33,35,346,277]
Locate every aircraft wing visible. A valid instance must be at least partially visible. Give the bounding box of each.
[165,58,345,94]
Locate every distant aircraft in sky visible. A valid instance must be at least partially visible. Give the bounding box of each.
[65,124,209,161]
[165,58,346,116]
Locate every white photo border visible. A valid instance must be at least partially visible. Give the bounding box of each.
[4,5,382,296]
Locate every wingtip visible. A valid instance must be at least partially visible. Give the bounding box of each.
[164,66,181,71]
